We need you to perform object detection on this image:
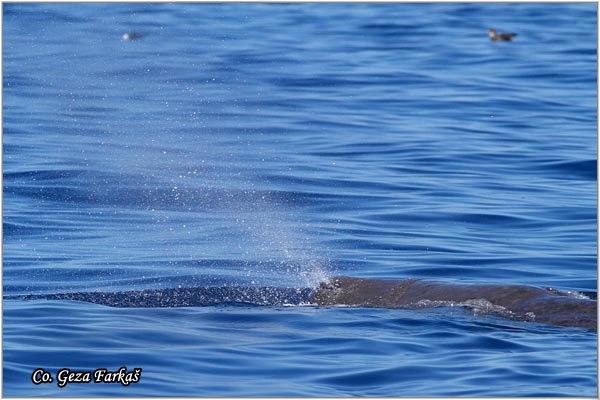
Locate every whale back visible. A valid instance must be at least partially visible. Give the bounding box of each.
[5,276,597,330]
[309,276,597,330]
[309,276,417,307]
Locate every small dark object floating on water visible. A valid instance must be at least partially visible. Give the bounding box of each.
[488,28,517,41]
[122,32,144,41]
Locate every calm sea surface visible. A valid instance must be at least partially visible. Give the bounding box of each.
[2,2,597,397]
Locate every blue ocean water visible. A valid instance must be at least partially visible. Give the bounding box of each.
[2,2,597,397]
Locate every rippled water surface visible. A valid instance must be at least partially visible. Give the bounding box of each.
[3,2,597,397]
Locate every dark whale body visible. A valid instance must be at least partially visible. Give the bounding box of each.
[310,277,597,330]
[6,277,597,330]
[9,286,313,308]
